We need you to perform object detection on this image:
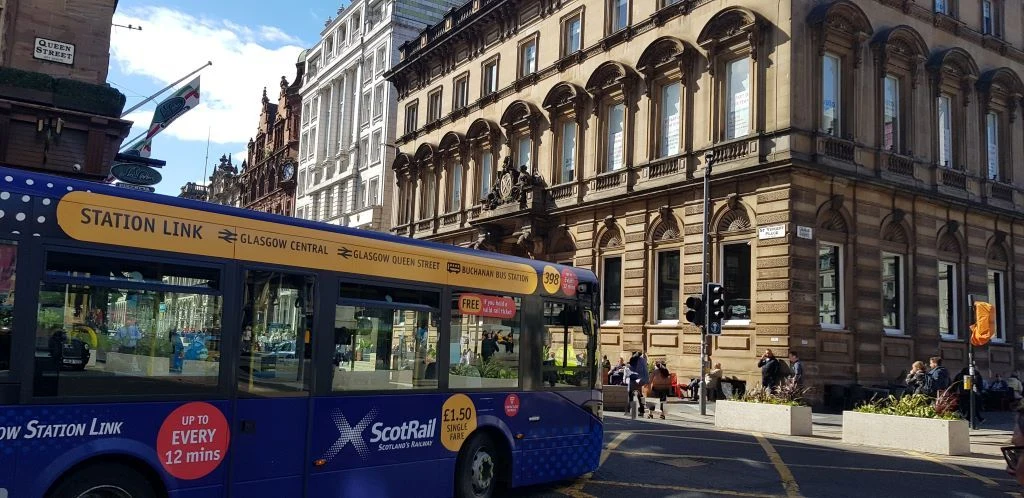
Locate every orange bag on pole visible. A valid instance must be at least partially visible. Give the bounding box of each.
[970,301,995,347]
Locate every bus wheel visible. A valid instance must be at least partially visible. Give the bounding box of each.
[47,463,156,498]
[455,434,504,498]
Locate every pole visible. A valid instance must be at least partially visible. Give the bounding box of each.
[700,151,714,416]
[968,295,976,430]
[121,61,212,117]
[202,127,211,183]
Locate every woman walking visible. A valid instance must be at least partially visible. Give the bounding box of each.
[649,361,673,419]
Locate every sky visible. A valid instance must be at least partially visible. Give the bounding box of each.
[109,0,348,195]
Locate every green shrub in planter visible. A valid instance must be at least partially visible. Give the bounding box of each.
[854,388,960,420]
[0,67,55,104]
[736,378,811,406]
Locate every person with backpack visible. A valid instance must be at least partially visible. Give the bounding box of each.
[758,349,782,389]
[906,361,928,395]
[927,356,951,396]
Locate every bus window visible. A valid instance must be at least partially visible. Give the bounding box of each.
[447,292,521,389]
[332,284,440,391]
[238,271,314,397]
[0,241,13,376]
[540,301,593,388]
[34,252,222,397]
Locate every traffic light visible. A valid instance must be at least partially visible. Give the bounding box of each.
[685,296,704,326]
[706,283,726,335]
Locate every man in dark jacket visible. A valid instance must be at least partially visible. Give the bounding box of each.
[928,356,951,395]
[758,349,781,389]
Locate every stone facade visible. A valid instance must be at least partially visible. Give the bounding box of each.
[207,154,241,207]
[240,62,303,216]
[294,0,461,230]
[387,0,1024,396]
[0,0,131,179]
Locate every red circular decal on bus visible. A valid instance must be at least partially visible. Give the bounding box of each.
[504,394,521,417]
[156,402,230,480]
[560,269,578,296]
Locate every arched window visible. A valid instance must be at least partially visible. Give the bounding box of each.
[392,153,414,226]
[936,222,964,339]
[467,119,502,202]
[977,68,1023,184]
[637,37,694,161]
[698,7,763,143]
[414,143,438,220]
[597,221,625,324]
[542,83,588,185]
[928,48,980,173]
[986,235,1010,343]
[880,210,911,335]
[500,100,542,172]
[714,203,754,323]
[649,209,682,323]
[872,25,929,157]
[808,1,873,138]
[816,199,850,329]
[585,62,638,173]
[439,132,466,213]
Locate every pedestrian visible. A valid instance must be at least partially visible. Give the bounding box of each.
[705,362,723,400]
[757,349,781,389]
[927,356,951,396]
[649,361,672,419]
[905,361,928,395]
[627,352,646,417]
[1009,374,1023,403]
[788,351,804,387]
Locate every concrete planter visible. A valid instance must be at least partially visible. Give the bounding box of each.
[714,400,812,436]
[842,411,969,456]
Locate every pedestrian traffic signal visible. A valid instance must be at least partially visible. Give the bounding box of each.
[685,295,704,326]
[706,283,726,335]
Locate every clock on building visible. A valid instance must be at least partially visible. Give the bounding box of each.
[282,162,295,181]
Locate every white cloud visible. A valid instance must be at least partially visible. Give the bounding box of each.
[110,7,305,145]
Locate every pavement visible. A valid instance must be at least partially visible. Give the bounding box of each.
[518,399,1023,497]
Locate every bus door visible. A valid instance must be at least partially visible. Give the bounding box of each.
[230,269,316,496]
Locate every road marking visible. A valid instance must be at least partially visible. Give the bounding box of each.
[627,430,761,446]
[605,449,769,466]
[755,433,802,498]
[586,480,778,497]
[601,432,630,466]
[906,450,999,487]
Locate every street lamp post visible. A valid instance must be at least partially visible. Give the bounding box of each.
[700,150,714,416]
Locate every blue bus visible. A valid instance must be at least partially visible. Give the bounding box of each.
[0,166,602,498]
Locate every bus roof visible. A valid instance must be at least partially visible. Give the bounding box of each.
[0,165,595,298]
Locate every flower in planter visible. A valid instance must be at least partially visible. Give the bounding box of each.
[737,378,811,406]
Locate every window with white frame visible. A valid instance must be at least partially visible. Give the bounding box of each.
[520,38,537,77]
[297,170,306,196]
[563,13,582,56]
[610,0,628,33]
[818,243,842,327]
[368,177,379,206]
[483,58,499,96]
[937,95,953,167]
[360,91,371,126]
[656,250,680,322]
[516,136,532,169]
[453,74,469,110]
[938,261,958,338]
[376,45,387,73]
[311,96,319,123]
[427,88,443,123]
[987,111,999,180]
[302,101,310,126]
[822,53,841,135]
[606,103,625,171]
[722,242,751,321]
[371,130,382,163]
[308,127,317,160]
[448,161,463,212]
[300,132,309,159]
[419,174,434,218]
[988,269,1006,342]
[311,193,320,221]
[374,84,384,118]
[360,138,369,169]
[881,252,904,333]
[337,186,346,214]
[479,151,494,198]
[725,58,750,140]
[660,82,681,157]
[404,101,418,134]
[324,188,334,219]
[883,75,900,151]
[558,121,576,184]
[602,256,622,322]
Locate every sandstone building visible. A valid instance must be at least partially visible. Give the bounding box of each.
[241,62,304,215]
[387,0,1024,394]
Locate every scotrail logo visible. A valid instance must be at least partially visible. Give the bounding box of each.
[322,408,437,461]
[323,408,378,460]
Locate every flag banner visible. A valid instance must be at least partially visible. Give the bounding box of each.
[121,137,153,158]
[146,76,200,140]
[970,301,994,347]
